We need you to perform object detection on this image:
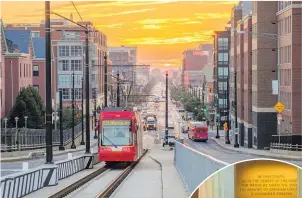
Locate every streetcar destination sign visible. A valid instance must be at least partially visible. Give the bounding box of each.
[103,120,130,126]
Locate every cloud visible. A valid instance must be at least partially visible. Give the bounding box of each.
[98,8,155,17]
[122,34,213,45]
[135,17,190,25]
[96,22,125,29]
[194,12,231,19]
[178,21,202,25]
[141,58,183,67]
[143,24,164,29]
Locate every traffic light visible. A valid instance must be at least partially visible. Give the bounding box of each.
[216,114,220,118]
[203,108,207,113]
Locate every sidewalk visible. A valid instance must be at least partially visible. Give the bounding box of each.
[211,135,302,161]
[0,135,98,163]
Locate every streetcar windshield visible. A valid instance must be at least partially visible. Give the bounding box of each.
[101,120,132,146]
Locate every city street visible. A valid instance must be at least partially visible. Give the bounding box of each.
[169,103,302,168]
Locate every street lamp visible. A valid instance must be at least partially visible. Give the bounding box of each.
[14,117,19,150]
[80,77,85,145]
[71,72,76,149]
[4,118,8,149]
[237,30,281,143]
[94,98,98,139]
[24,116,28,146]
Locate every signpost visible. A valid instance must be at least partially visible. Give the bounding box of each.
[274,101,285,146]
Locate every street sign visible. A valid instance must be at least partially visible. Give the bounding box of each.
[274,101,285,113]
[272,80,278,95]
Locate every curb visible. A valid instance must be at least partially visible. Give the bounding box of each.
[211,137,302,162]
[0,142,98,163]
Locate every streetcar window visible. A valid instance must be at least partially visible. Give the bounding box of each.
[101,120,133,146]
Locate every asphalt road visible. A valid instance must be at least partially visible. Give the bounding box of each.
[169,102,302,168]
[0,135,98,177]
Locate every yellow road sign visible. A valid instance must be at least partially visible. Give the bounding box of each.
[223,122,228,127]
[274,101,285,113]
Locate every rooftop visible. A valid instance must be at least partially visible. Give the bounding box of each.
[32,37,45,59]
[4,29,31,54]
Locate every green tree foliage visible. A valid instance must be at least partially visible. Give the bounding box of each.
[60,106,82,130]
[8,86,45,128]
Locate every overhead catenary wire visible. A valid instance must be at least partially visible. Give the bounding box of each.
[71,1,83,21]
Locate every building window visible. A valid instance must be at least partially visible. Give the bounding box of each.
[60,88,70,99]
[71,46,82,56]
[33,65,39,76]
[218,82,227,90]
[71,60,82,71]
[59,60,69,71]
[91,88,97,98]
[218,98,227,108]
[218,53,228,64]
[33,85,39,92]
[74,74,83,86]
[58,75,70,86]
[58,46,69,57]
[74,88,82,99]
[31,32,40,38]
[218,67,228,76]
[218,38,228,50]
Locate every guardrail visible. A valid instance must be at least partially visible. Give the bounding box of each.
[174,141,229,194]
[1,123,84,152]
[270,143,302,151]
[0,151,99,198]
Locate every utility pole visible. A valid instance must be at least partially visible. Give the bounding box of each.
[215,86,220,139]
[165,71,168,145]
[45,1,53,163]
[104,52,108,107]
[226,76,231,144]
[80,77,85,145]
[85,27,90,153]
[71,71,76,149]
[59,90,65,150]
[117,72,120,107]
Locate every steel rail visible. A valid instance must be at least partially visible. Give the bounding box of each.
[48,166,109,198]
[96,149,148,198]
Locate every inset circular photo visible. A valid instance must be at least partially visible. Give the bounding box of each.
[190,159,302,198]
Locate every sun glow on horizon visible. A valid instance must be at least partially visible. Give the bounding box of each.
[1,1,237,66]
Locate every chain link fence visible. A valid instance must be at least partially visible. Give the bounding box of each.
[0,123,85,152]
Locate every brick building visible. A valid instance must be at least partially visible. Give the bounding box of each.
[182,49,208,88]
[4,19,108,129]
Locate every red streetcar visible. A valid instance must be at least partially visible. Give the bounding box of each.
[98,107,143,164]
[188,121,208,142]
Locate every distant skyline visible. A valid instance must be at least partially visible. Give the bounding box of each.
[1,1,237,68]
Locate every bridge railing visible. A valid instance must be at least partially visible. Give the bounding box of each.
[1,151,99,198]
[0,123,84,152]
[174,141,229,194]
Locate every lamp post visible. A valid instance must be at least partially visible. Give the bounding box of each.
[14,117,19,150]
[59,90,65,150]
[80,77,85,145]
[4,118,8,149]
[71,71,76,149]
[24,116,28,146]
[165,71,169,145]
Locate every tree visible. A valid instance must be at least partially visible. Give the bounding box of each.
[8,86,45,129]
[59,106,82,130]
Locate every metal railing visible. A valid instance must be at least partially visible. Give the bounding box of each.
[174,141,229,194]
[1,123,85,152]
[270,143,302,151]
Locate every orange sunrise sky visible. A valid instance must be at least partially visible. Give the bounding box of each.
[1,1,237,67]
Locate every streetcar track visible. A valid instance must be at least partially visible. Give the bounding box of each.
[48,165,110,198]
[96,149,148,198]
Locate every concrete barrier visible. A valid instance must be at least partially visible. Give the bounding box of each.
[174,141,229,194]
[0,152,100,198]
